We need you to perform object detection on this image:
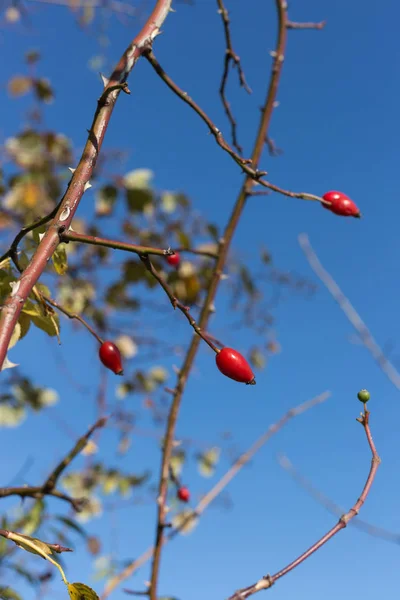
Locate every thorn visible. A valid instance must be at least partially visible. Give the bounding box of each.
[84,181,92,191]
[68,167,76,173]
[169,6,176,12]
[100,73,110,88]
[39,232,45,242]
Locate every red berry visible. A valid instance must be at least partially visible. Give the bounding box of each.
[216,348,255,385]
[322,191,360,218]
[166,252,180,267]
[99,341,123,375]
[177,486,190,502]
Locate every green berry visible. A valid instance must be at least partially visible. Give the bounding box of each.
[357,389,370,403]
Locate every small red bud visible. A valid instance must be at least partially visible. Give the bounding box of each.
[216,348,255,385]
[177,486,190,502]
[99,341,123,375]
[166,252,180,267]
[322,191,361,218]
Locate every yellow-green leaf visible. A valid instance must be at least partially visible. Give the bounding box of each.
[52,244,68,275]
[67,582,99,600]
[198,447,220,478]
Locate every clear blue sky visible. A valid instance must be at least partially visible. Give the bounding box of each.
[1,1,400,599]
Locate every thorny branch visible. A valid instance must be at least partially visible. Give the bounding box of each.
[146,3,291,599]
[0,417,107,511]
[216,0,252,154]
[278,454,400,545]
[299,233,400,390]
[101,392,330,598]
[225,404,380,600]
[0,0,173,369]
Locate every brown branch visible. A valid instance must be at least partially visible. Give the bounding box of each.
[0,417,107,511]
[216,0,252,154]
[62,230,216,259]
[226,404,380,600]
[100,391,331,599]
[146,4,289,600]
[0,0,173,369]
[278,454,400,545]
[138,254,219,353]
[299,233,400,390]
[143,48,252,168]
[143,50,327,206]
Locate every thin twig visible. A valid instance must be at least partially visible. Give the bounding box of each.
[101,391,330,598]
[139,254,219,353]
[226,404,380,600]
[299,233,400,390]
[42,294,104,344]
[0,0,173,369]
[146,4,290,600]
[278,454,400,545]
[0,417,107,511]
[216,0,252,154]
[62,230,216,258]
[143,49,327,205]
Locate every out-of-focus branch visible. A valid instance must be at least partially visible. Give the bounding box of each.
[0,417,107,511]
[287,20,326,30]
[25,0,138,16]
[0,0,173,369]
[299,233,400,390]
[225,403,380,600]
[101,391,330,598]
[278,454,400,545]
[216,0,252,154]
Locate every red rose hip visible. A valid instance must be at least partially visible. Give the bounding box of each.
[166,252,180,267]
[99,341,124,375]
[322,191,360,218]
[216,348,255,385]
[177,486,190,502]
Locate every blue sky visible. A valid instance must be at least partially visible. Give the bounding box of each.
[1,0,400,599]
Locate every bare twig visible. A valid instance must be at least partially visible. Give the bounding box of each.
[138,254,219,353]
[299,233,400,390]
[42,294,104,344]
[62,230,217,259]
[143,51,327,206]
[0,0,173,369]
[0,417,107,511]
[146,4,290,600]
[226,404,380,600]
[216,0,252,154]
[101,391,330,598]
[278,454,400,545]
